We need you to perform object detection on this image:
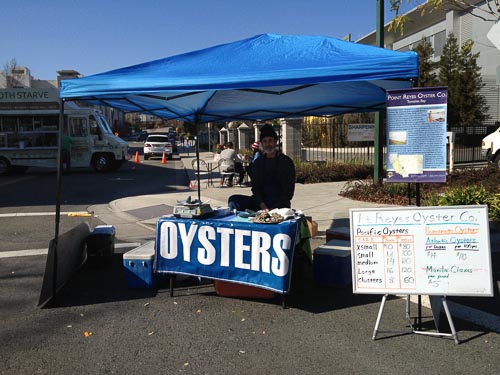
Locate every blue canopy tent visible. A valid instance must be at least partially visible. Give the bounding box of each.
[45,34,417,304]
[59,32,417,203]
[57,31,418,204]
[60,33,418,122]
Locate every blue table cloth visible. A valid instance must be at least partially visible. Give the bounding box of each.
[154,212,301,293]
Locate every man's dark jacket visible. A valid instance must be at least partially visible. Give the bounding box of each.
[251,152,295,209]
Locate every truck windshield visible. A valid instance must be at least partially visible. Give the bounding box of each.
[96,114,113,135]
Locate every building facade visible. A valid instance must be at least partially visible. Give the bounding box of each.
[357,0,500,124]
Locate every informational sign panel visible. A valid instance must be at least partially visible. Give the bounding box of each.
[386,87,447,183]
[350,206,493,296]
[348,124,374,142]
[155,216,299,293]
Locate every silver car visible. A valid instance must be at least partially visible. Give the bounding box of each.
[143,135,173,160]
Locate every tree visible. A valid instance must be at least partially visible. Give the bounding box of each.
[389,0,500,34]
[438,33,488,126]
[457,40,488,124]
[2,58,19,88]
[412,37,438,87]
[438,33,461,126]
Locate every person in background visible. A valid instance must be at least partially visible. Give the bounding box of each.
[228,124,295,211]
[61,128,73,173]
[213,143,224,162]
[245,141,261,181]
[251,141,261,162]
[219,142,245,186]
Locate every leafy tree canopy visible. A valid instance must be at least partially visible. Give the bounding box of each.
[389,0,500,34]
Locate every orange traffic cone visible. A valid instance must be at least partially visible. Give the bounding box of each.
[134,151,140,164]
[161,151,167,164]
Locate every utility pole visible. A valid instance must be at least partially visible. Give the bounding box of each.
[374,0,384,183]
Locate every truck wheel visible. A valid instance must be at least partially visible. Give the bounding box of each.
[92,154,113,172]
[494,154,500,170]
[144,154,149,160]
[0,157,11,176]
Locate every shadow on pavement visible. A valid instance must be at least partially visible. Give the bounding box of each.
[47,255,159,308]
[46,246,499,339]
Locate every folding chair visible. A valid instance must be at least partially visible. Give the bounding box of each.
[191,159,211,188]
[218,158,235,187]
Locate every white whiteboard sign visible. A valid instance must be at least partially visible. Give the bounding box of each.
[350,206,493,296]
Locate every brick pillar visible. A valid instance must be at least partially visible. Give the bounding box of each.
[219,128,228,145]
[237,123,252,151]
[253,123,264,143]
[280,118,303,160]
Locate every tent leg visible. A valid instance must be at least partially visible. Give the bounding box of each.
[52,99,65,303]
[194,116,201,202]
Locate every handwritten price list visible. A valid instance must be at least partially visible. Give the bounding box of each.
[355,234,416,290]
[351,207,493,296]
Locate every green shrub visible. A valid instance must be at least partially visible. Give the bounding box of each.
[385,183,412,198]
[295,160,373,184]
[437,185,490,206]
[488,193,500,221]
[421,192,443,207]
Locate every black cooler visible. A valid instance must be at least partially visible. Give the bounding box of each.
[86,225,116,262]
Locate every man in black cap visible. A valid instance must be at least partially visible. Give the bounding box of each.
[228,123,295,211]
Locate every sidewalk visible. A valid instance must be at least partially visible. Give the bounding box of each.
[89,151,500,333]
[91,151,392,237]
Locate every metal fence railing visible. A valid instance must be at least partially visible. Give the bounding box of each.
[300,120,499,165]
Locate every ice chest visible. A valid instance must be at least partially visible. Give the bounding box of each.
[313,239,352,288]
[214,280,276,299]
[123,241,163,289]
[86,225,115,259]
[325,226,350,242]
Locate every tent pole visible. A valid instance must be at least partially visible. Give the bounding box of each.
[195,115,201,202]
[53,98,65,301]
[374,0,384,183]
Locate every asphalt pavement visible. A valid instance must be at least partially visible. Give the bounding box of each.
[88,151,500,332]
[1,150,499,374]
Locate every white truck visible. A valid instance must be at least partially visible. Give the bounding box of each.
[0,88,129,175]
[481,126,500,168]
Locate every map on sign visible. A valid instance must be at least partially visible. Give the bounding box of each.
[388,154,423,178]
[350,206,493,297]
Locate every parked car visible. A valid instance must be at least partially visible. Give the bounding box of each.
[128,131,148,142]
[143,134,173,160]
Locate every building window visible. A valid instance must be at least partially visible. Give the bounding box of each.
[434,30,446,57]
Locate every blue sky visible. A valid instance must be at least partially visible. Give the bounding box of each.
[1,0,415,80]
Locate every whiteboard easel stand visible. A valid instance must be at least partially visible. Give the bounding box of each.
[372,294,413,340]
[412,296,459,344]
[415,183,423,330]
[372,294,460,344]
[408,182,424,331]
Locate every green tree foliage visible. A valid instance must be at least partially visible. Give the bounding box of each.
[438,33,488,126]
[389,1,500,34]
[438,33,461,126]
[458,40,488,124]
[412,38,438,87]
